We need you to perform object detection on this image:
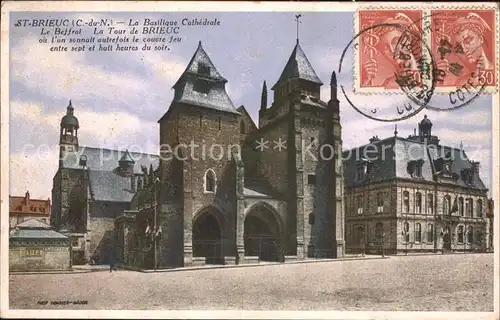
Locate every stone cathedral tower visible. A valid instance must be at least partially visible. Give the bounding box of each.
[257,38,345,258]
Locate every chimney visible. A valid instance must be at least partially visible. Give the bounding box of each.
[369,136,380,143]
[470,161,480,174]
[25,191,30,203]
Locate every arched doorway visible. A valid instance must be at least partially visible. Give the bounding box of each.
[192,208,224,265]
[244,204,284,262]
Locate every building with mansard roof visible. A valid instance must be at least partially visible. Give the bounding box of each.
[114,39,345,269]
[343,116,491,254]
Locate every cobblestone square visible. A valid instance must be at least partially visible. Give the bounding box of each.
[9,254,494,311]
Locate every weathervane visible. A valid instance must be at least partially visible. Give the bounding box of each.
[295,14,302,43]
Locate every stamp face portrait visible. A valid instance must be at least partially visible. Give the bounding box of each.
[430,9,497,92]
[355,9,424,93]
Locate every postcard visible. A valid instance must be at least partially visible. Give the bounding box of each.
[1,2,498,319]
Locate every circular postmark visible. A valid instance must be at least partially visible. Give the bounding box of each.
[339,10,491,122]
[339,19,436,122]
[418,11,489,112]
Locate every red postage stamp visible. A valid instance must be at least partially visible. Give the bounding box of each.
[355,9,424,93]
[430,9,497,92]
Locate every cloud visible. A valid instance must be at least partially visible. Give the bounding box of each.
[10,147,59,200]
[10,99,158,152]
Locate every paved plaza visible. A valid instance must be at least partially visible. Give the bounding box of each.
[9,253,494,311]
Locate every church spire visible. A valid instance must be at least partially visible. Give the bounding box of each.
[295,14,302,44]
[260,81,267,111]
[271,41,322,90]
[330,71,337,101]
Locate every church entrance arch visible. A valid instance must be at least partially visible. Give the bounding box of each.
[192,207,224,265]
[244,203,284,262]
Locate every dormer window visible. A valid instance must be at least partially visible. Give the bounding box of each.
[355,159,372,181]
[197,63,210,76]
[461,168,474,185]
[407,159,424,178]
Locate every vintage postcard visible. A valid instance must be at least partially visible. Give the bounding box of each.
[1,1,499,319]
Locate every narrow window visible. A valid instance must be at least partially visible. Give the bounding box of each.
[403,222,410,242]
[239,120,245,134]
[307,174,316,185]
[376,192,384,213]
[403,191,410,213]
[458,197,464,216]
[219,117,222,130]
[466,198,473,217]
[467,226,473,244]
[205,169,216,193]
[458,225,464,243]
[415,164,422,177]
[427,194,434,214]
[415,192,422,214]
[443,195,451,215]
[199,113,203,128]
[308,212,315,226]
[477,199,483,217]
[427,223,433,243]
[357,195,364,215]
[415,223,422,243]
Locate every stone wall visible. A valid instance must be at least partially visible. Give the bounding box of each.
[88,216,116,263]
[10,242,71,271]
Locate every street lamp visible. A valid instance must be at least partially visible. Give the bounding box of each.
[401,228,409,255]
[153,177,160,271]
[381,232,385,257]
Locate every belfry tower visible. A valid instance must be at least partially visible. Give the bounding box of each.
[256,14,345,259]
[59,100,79,157]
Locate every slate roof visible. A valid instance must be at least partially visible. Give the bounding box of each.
[10,219,68,239]
[15,218,52,229]
[88,170,135,202]
[169,41,240,116]
[61,146,159,174]
[272,42,323,89]
[343,135,488,191]
[60,147,159,203]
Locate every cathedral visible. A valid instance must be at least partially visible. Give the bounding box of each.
[51,39,345,268]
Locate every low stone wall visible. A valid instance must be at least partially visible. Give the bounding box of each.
[10,246,71,272]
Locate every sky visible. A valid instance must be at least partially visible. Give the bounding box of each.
[9,11,493,199]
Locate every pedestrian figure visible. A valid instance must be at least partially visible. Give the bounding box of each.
[109,260,117,272]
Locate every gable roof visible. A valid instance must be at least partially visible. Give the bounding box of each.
[10,219,68,240]
[164,41,240,117]
[237,105,258,131]
[272,42,323,89]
